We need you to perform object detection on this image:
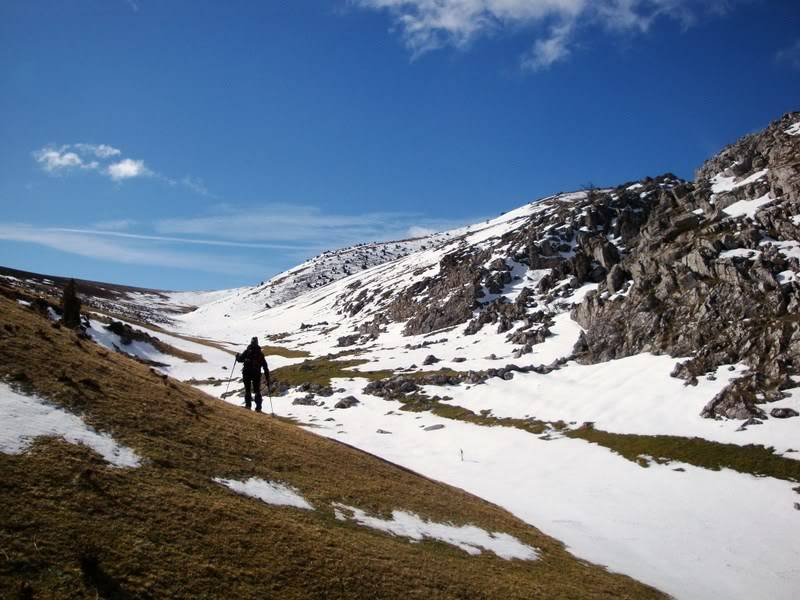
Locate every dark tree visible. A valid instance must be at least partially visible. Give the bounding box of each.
[62,278,81,328]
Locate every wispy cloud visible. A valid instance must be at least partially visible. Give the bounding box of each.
[1,203,481,282]
[92,219,139,231]
[52,228,322,251]
[521,21,573,71]
[178,176,212,197]
[353,0,741,70]
[0,224,263,276]
[73,143,122,159]
[776,39,800,71]
[155,204,478,248]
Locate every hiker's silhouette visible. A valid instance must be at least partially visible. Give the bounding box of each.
[236,337,271,412]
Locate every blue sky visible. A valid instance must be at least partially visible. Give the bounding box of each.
[1,0,798,290]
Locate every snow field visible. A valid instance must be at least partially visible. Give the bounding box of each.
[0,382,141,468]
[429,354,800,456]
[268,377,800,600]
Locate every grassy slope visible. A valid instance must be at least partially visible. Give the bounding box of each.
[0,293,663,599]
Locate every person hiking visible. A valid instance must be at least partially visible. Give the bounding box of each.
[236,337,271,412]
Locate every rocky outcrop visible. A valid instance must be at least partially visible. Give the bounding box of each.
[572,112,800,419]
[321,112,800,422]
[387,249,488,336]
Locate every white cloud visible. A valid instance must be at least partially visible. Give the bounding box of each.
[107,158,150,181]
[33,147,86,172]
[74,143,122,159]
[354,0,737,69]
[33,143,137,179]
[32,142,209,193]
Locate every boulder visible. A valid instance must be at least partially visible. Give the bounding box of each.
[424,424,445,431]
[770,407,799,419]
[606,264,627,293]
[292,394,318,406]
[334,396,360,409]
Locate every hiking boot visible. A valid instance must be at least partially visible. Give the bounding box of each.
[255,407,262,413]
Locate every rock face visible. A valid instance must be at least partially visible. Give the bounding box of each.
[571,112,800,419]
[319,111,800,422]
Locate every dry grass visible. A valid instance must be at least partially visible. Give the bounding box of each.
[261,345,311,359]
[272,357,393,388]
[567,423,800,481]
[0,292,663,599]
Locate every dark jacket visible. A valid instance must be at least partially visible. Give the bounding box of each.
[237,343,270,380]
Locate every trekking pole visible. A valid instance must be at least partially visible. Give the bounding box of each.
[268,380,275,416]
[223,354,238,398]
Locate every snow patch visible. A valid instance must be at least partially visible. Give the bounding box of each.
[711,168,768,194]
[214,476,314,510]
[719,248,760,260]
[333,503,538,561]
[761,239,800,261]
[85,319,171,366]
[785,122,800,137]
[0,382,141,467]
[723,192,774,219]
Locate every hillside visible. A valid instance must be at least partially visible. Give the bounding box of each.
[2,111,800,599]
[0,290,663,598]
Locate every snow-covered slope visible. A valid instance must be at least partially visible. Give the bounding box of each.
[226,233,460,311]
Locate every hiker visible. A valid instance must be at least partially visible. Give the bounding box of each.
[236,337,271,412]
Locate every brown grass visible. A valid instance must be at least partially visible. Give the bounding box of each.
[271,357,393,388]
[0,291,663,599]
[260,345,311,359]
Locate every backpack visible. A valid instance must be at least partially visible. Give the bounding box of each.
[242,345,263,372]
